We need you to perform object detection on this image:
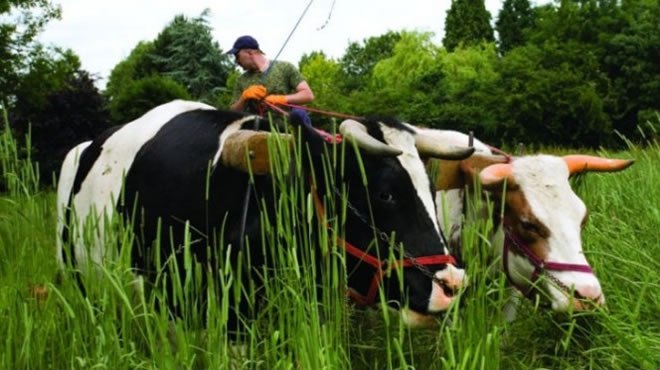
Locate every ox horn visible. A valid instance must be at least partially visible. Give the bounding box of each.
[414,132,475,160]
[339,119,402,157]
[479,162,514,188]
[563,155,634,175]
[221,130,292,175]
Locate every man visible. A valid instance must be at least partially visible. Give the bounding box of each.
[227,35,314,113]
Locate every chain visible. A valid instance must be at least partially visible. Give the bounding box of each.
[505,229,577,299]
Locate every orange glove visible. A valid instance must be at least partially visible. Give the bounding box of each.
[264,94,287,105]
[241,85,267,101]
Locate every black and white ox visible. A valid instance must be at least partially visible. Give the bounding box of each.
[414,128,633,314]
[56,100,474,328]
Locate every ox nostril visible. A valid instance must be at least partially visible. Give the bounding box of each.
[433,278,456,297]
[573,285,605,310]
[575,285,603,302]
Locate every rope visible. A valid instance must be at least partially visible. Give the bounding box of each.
[265,0,315,77]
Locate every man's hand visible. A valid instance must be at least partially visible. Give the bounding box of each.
[264,95,287,105]
[241,85,267,101]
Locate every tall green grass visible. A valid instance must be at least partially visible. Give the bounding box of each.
[1,106,659,369]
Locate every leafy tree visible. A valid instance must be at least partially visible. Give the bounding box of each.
[338,31,401,93]
[143,9,233,102]
[443,0,494,52]
[495,0,535,54]
[300,52,348,127]
[429,43,500,137]
[1,0,61,101]
[364,32,441,120]
[10,69,111,184]
[109,75,191,124]
[493,43,611,147]
[598,0,660,139]
[523,0,660,143]
[105,10,234,115]
[104,41,155,102]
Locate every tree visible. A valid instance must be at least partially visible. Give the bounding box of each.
[1,0,61,101]
[363,32,441,120]
[142,9,233,102]
[105,10,234,114]
[493,43,612,148]
[109,76,191,124]
[104,41,155,102]
[300,52,348,127]
[10,69,112,184]
[338,31,401,93]
[443,0,495,52]
[495,0,535,54]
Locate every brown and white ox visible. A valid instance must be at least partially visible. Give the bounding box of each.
[412,128,634,316]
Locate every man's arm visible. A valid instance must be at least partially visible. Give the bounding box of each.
[230,96,248,111]
[285,81,315,105]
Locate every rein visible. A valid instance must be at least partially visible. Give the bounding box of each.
[502,226,593,299]
[262,101,364,121]
[311,182,456,306]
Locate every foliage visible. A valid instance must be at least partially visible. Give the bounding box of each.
[428,43,500,136]
[0,0,61,99]
[9,69,111,185]
[104,41,155,103]
[105,9,233,110]
[443,0,495,52]
[493,43,612,147]
[360,32,442,120]
[109,75,191,124]
[495,0,535,54]
[338,31,402,94]
[300,52,350,126]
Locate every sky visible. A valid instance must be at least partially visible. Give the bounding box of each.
[38,0,505,89]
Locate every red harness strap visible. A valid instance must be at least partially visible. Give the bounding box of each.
[503,225,593,299]
[311,181,456,306]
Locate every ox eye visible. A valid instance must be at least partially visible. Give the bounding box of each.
[520,221,538,233]
[379,192,394,203]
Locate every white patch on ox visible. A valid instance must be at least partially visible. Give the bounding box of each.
[511,155,602,310]
[62,100,216,269]
[380,124,441,238]
[56,140,91,268]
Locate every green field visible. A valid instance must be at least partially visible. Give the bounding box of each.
[1,119,659,370]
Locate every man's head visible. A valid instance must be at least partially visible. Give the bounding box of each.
[227,35,264,71]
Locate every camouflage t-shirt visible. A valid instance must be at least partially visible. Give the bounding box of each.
[232,61,305,113]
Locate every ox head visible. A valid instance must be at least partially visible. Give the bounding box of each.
[221,111,474,327]
[477,154,634,311]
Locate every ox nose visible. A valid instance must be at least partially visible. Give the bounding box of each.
[574,284,605,310]
[428,265,465,312]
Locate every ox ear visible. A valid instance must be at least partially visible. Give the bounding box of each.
[563,155,635,175]
[478,162,516,190]
[221,131,292,175]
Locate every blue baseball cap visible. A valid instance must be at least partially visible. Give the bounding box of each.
[226,35,260,55]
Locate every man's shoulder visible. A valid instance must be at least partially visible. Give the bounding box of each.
[272,60,297,71]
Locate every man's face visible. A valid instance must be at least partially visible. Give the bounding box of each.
[234,49,258,72]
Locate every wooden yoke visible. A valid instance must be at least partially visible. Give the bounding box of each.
[429,154,510,191]
[221,131,292,175]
